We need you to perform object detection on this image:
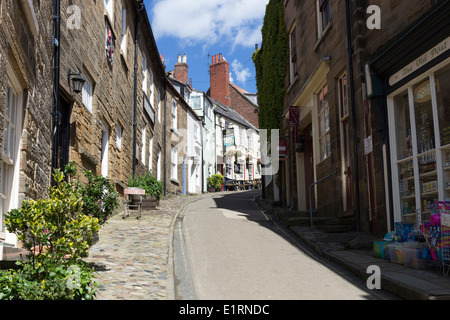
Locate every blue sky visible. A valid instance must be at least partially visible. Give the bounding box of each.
[145,0,269,94]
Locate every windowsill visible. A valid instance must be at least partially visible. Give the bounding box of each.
[120,51,129,71]
[314,22,332,52]
[171,128,179,136]
[171,178,179,185]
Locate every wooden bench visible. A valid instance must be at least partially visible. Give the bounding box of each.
[123,188,145,219]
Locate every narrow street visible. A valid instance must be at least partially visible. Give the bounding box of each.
[173,190,397,300]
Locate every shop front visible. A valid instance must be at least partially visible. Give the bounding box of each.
[387,56,450,225]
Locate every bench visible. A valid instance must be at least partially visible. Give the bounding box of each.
[123,187,145,219]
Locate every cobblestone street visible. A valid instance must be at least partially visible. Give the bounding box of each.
[85,193,209,300]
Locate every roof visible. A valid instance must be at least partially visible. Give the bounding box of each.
[212,98,259,132]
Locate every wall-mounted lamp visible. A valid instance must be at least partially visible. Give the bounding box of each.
[67,69,86,94]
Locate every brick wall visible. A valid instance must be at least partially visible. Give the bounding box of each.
[229,84,259,129]
[209,54,231,106]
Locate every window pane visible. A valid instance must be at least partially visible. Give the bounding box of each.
[443,147,450,201]
[435,65,450,147]
[414,79,435,153]
[394,90,412,160]
[398,159,415,215]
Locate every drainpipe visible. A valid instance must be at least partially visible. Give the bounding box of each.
[132,5,142,180]
[51,0,61,186]
[345,0,361,232]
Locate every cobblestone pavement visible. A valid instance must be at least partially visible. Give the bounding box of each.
[85,193,210,300]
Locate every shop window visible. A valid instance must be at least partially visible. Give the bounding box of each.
[436,65,450,201]
[318,83,331,161]
[389,60,450,223]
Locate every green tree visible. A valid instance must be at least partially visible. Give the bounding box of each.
[253,0,288,132]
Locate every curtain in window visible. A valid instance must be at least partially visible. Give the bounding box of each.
[106,23,114,64]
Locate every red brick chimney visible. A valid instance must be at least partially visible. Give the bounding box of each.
[174,53,189,84]
[209,53,231,106]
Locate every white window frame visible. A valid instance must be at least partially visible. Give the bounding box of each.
[172,99,178,131]
[82,78,93,113]
[156,150,161,181]
[116,124,122,151]
[120,1,127,55]
[387,58,450,224]
[289,24,298,84]
[142,55,148,94]
[104,0,114,21]
[316,0,331,37]
[317,83,331,162]
[171,146,178,181]
[148,132,153,171]
[141,124,146,164]
[158,89,161,123]
[1,65,23,241]
[101,123,110,178]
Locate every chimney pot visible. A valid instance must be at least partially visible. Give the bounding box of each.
[183,54,187,63]
[219,53,222,61]
[177,54,181,63]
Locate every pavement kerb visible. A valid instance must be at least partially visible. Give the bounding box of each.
[167,193,223,300]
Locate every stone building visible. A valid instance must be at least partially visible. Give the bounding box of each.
[0,0,54,246]
[55,0,180,196]
[279,0,450,235]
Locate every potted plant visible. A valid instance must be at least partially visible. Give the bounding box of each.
[207,173,225,192]
[128,171,163,209]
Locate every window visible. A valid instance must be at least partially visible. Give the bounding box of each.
[149,68,154,104]
[101,123,109,178]
[156,150,161,181]
[82,78,93,113]
[104,0,113,20]
[105,21,114,64]
[317,0,331,36]
[171,99,178,131]
[1,78,22,239]
[120,1,127,54]
[148,132,153,171]
[289,26,298,83]
[388,61,450,223]
[142,56,148,94]
[171,147,178,180]
[116,125,122,151]
[248,131,253,151]
[239,127,244,146]
[157,89,161,122]
[318,83,331,161]
[338,74,352,210]
[141,124,146,164]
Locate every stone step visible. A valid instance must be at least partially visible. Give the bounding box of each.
[317,224,356,234]
[279,216,333,227]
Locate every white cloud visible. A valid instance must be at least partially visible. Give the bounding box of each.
[150,0,268,49]
[231,59,251,84]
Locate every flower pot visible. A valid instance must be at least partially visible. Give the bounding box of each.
[131,194,158,210]
[207,187,217,193]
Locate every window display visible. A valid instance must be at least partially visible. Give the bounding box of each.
[390,60,450,227]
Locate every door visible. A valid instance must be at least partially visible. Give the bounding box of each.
[304,125,315,210]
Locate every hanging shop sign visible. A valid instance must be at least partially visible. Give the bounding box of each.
[224,128,235,147]
[289,106,301,127]
[389,36,450,86]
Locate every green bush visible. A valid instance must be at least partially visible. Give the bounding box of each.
[129,171,163,199]
[207,173,225,191]
[65,162,119,225]
[1,169,99,300]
